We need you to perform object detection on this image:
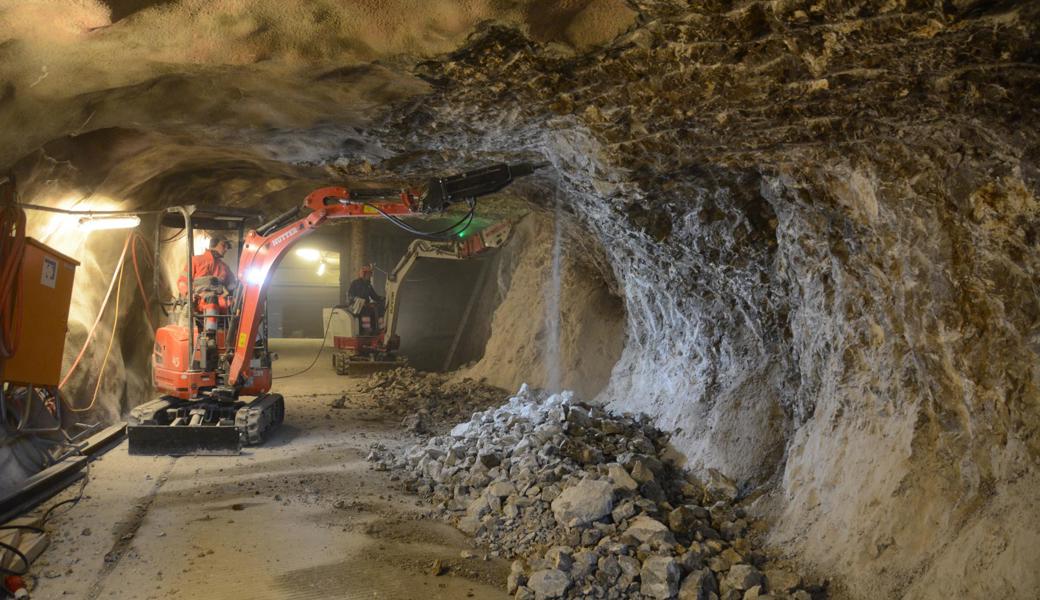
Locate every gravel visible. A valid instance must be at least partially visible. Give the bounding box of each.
[375,385,823,599]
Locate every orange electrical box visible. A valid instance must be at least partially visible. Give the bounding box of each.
[3,238,79,387]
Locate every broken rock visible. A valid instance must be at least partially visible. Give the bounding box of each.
[723,564,764,593]
[763,568,801,593]
[641,555,681,599]
[678,568,718,600]
[607,463,639,492]
[527,568,571,599]
[625,514,676,546]
[550,478,614,527]
[390,386,812,599]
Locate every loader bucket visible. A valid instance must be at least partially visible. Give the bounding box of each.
[128,424,242,455]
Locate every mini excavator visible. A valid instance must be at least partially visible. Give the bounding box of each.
[329,219,513,374]
[127,162,542,455]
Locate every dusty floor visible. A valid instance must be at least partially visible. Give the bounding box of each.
[31,339,510,600]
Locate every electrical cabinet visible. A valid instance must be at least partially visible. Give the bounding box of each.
[4,238,79,386]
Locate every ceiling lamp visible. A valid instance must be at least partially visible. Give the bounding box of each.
[78,215,141,231]
[295,248,321,262]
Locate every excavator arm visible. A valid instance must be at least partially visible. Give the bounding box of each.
[222,162,541,390]
[381,220,513,347]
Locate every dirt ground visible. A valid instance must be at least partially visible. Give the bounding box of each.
[29,339,510,600]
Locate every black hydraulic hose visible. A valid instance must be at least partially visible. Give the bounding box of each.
[362,200,476,240]
[255,206,300,237]
[273,308,341,380]
[0,539,29,576]
[374,208,473,238]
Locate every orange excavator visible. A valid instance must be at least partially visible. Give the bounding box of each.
[127,162,543,455]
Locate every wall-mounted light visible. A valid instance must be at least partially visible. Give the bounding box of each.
[78,215,141,231]
[295,248,321,262]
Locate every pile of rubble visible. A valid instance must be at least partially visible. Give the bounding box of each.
[362,367,507,434]
[382,386,822,600]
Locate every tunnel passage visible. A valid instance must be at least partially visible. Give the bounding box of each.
[0,1,1037,599]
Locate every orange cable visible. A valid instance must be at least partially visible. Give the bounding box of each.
[130,233,155,333]
[68,259,123,413]
[57,233,131,389]
[0,183,26,378]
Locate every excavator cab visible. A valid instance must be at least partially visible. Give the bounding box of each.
[129,205,282,455]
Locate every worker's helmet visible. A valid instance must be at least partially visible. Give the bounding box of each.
[208,234,232,250]
[359,264,373,277]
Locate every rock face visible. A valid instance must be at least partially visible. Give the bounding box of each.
[369,3,1040,598]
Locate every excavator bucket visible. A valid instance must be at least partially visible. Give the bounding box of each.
[128,424,242,456]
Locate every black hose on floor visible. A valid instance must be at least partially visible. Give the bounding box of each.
[272,308,341,380]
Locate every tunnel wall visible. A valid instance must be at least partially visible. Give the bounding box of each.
[371,7,1040,598]
[459,212,626,401]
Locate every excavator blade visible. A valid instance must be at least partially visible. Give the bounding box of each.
[332,352,406,376]
[126,394,283,455]
[128,424,242,456]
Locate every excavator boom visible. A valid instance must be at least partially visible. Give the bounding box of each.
[223,162,540,388]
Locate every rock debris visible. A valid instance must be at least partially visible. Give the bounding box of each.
[378,386,822,599]
[352,367,508,433]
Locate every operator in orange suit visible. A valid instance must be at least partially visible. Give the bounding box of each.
[177,234,237,296]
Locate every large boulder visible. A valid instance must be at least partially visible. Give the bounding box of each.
[527,569,571,599]
[641,555,681,599]
[550,478,614,527]
[625,515,677,546]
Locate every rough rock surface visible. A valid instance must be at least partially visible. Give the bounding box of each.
[385,386,821,599]
[456,212,626,399]
[364,4,1040,598]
